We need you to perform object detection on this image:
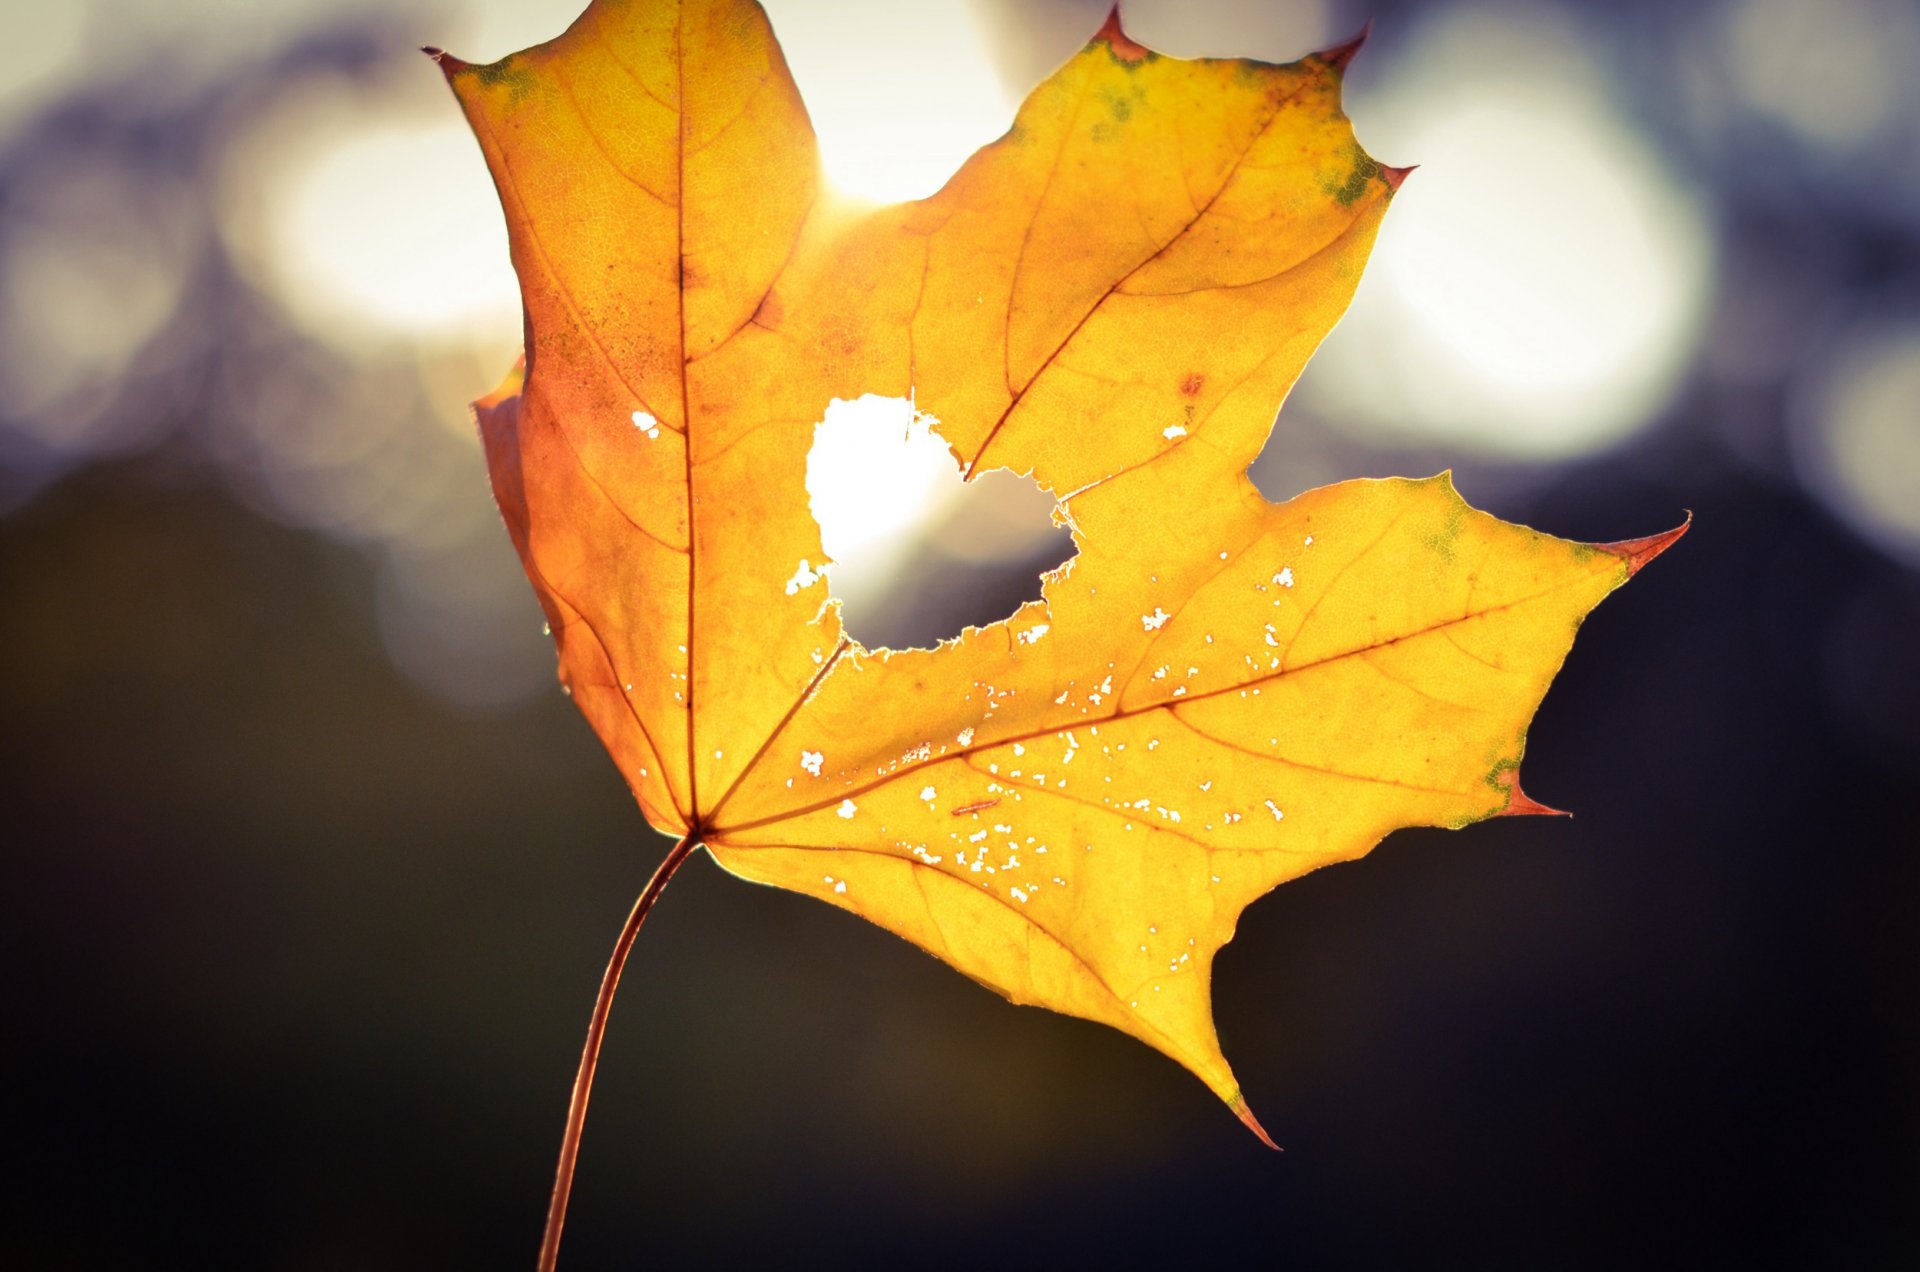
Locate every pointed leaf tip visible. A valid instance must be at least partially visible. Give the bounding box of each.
[1317,20,1373,73]
[1592,512,1692,578]
[1496,771,1570,819]
[1093,6,1152,62]
[1230,1094,1284,1151]
[422,46,472,79]
[1381,163,1417,192]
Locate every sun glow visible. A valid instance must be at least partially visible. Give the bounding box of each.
[762,0,1014,205]
[1308,6,1712,457]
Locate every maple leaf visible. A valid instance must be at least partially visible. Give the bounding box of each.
[432,0,1683,1261]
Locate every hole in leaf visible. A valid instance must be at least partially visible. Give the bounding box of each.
[805,395,1074,651]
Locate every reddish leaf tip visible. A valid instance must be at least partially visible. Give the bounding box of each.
[1591,512,1692,578]
[1230,1095,1284,1151]
[1380,163,1417,192]
[423,46,469,77]
[1317,20,1373,73]
[1093,5,1152,62]
[1496,771,1571,819]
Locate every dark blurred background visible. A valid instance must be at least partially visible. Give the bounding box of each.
[4,0,1917,1266]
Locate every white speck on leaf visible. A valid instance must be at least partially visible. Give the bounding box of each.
[784,559,826,596]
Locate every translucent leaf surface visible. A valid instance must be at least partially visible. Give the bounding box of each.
[440,0,1682,1136]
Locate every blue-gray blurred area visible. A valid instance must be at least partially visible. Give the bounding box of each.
[4,0,1917,1266]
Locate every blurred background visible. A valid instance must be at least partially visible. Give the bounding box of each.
[4,0,1916,1266]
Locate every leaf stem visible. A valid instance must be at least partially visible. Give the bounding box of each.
[538,832,699,1272]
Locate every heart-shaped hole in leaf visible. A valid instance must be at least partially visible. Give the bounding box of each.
[805,393,1074,650]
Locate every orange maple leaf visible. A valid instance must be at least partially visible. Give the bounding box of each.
[432,1,1683,1262]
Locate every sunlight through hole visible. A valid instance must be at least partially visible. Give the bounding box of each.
[805,395,1073,650]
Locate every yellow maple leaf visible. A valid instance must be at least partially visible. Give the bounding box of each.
[434,0,1683,1260]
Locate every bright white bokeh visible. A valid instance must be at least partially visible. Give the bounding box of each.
[762,0,1013,204]
[445,0,601,64]
[219,74,521,354]
[1308,5,1712,458]
[1794,320,1920,568]
[1117,0,1335,61]
[223,0,1018,356]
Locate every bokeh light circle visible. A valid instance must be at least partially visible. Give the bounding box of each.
[1792,317,1920,569]
[1307,5,1713,459]
[220,75,520,352]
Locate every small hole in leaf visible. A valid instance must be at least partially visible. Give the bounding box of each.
[805,395,1074,651]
